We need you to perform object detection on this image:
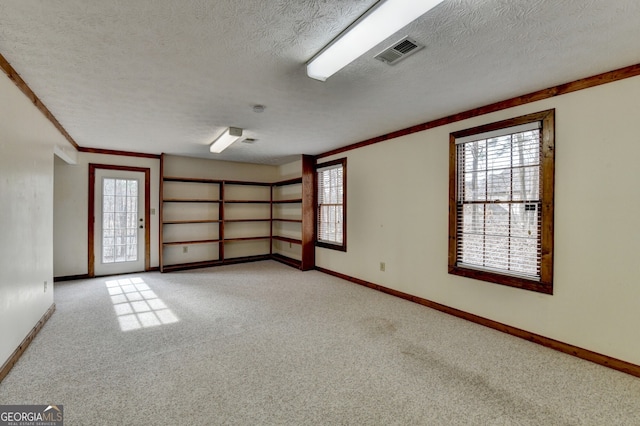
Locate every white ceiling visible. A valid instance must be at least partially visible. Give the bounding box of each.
[1,0,639,165]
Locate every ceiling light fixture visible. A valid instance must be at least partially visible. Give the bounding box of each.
[306,0,444,81]
[210,127,243,153]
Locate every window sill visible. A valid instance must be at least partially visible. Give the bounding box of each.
[316,241,347,252]
[448,265,552,295]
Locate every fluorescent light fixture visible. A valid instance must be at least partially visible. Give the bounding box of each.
[210,127,243,153]
[306,0,444,81]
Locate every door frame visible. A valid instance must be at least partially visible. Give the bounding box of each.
[88,164,151,277]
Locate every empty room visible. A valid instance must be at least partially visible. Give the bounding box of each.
[1,1,640,424]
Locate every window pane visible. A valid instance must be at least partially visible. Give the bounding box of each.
[317,162,345,247]
[103,245,114,263]
[460,204,484,234]
[487,171,510,201]
[486,136,512,170]
[102,237,113,249]
[128,180,138,197]
[103,196,115,213]
[513,131,540,166]
[115,245,126,262]
[512,166,539,201]
[127,213,137,229]
[484,235,510,269]
[510,203,540,238]
[103,213,114,230]
[511,238,539,275]
[126,196,137,213]
[126,243,138,261]
[116,213,127,229]
[115,179,126,196]
[454,124,545,282]
[103,178,115,196]
[115,196,125,212]
[486,203,511,237]
[459,233,483,266]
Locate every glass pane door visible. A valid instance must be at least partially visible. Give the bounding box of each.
[102,178,139,264]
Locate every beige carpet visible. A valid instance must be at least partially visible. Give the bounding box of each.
[1,261,639,425]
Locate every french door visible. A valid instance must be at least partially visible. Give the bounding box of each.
[89,165,150,276]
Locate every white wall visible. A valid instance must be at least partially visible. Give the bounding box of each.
[0,71,73,366]
[317,75,640,366]
[163,154,278,182]
[54,153,161,277]
[277,158,302,180]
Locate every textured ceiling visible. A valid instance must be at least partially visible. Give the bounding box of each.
[1,0,640,164]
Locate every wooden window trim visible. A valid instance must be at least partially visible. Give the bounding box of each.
[448,110,555,294]
[316,158,347,252]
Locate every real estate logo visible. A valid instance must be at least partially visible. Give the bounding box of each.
[0,405,63,426]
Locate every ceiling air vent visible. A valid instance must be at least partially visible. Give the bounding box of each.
[374,37,424,65]
[242,138,257,144]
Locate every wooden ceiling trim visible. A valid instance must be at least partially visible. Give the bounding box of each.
[77,147,161,159]
[317,63,640,159]
[0,51,80,150]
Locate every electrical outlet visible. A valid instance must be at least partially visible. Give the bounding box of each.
[151,208,156,215]
[380,262,385,272]
[44,280,47,292]
[183,246,188,253]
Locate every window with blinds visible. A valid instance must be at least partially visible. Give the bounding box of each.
[316,158,346,251]
[449,110,555,294]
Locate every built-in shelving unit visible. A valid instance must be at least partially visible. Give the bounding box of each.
[160,174,223,272]
[271,177,303,268]
[222,181,272,263]
[159,154,315,272]
[270,155,315,270]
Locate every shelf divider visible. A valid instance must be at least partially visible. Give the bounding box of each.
[272,235,302,245]
[163,220,221,224]
[163,239,221,246]
[163,198,220,203]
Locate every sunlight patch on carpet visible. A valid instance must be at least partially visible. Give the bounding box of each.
[105,277,179,331]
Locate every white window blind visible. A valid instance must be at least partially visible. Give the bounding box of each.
[455,123,542,279]
[317,163,344,245]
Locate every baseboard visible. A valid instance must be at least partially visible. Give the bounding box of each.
[54,274,90,282]
[55,267,159,281]
[271,253,302,269]
[0,304,56,384]
[315,267,640,379]
[223,254,271,266]
[161,255,271,273]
